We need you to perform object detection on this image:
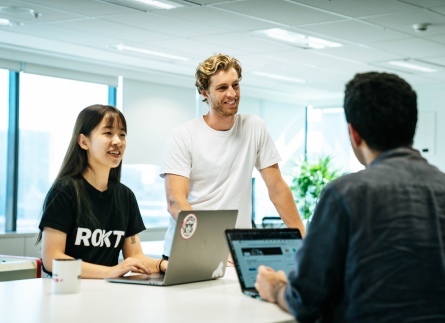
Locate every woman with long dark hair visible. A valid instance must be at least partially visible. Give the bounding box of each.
[37,104,166,278]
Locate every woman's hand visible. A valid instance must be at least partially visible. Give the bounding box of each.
[107,257,151,278]
[160,259,168,272]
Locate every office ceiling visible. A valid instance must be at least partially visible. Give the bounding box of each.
[0,0,444,104]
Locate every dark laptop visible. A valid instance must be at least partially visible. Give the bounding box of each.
[106,210,238,286]
[225,228,303,298]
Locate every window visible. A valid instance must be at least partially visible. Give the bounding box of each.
[306,106,363,172]
[250,106,306,227]
[17,73,108,232]
[251,105,363,227]
[121,164,168,228]
[0,69,8,231]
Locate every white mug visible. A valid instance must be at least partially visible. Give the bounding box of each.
[52,259,82,294]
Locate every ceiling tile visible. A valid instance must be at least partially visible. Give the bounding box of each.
[400,73,445,86]
[398,0,445,8]
[420,55,445,66]
[3,23,123,48]
[151,37,235,56]
[214,0,343,26]
[192,32,296,55]
[59,18,174,43]
[317,45,402,63]
[427,70,445,82]
[428,34,445,45]
[103,12,225,37]
[19,0,138,16]
[153,6,278,32]
[258,49,347,69]
[186,0,238,4]
[288,0,415,18]
[0,0,82,23]
[431,5,445,14]
[364,8,445,36]
[300,20,410,43]
[371,38,445,58]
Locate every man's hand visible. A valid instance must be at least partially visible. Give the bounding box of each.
[260,164,306,236]
[164,174,192,220]
[227,253,235,267]
[255,265,288,303]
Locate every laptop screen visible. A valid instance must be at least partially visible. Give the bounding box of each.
[225,229,303,291]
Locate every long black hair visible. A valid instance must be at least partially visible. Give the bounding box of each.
[36,104,127,243]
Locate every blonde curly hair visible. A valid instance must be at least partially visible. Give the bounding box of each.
[195,53,242,103]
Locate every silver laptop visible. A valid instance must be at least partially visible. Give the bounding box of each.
[225,228,303,298]
[106,210,238,286]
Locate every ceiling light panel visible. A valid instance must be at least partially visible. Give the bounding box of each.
[255,28,342,49]
[99,0,184,11]
[112,44,190,61]
[0,18,12,26]
[372,59,444,74]
[132,0,176,9]
[253,71,306,83]
[0,17,22,26]
[387,60,437,73]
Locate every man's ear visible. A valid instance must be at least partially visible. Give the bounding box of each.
[200,89,209,100]
[78,134,88,150]
[348,123,363,148]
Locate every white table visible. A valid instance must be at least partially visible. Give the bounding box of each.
[0,268,296,323]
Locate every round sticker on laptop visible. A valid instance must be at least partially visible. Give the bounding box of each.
[180,213,198,239]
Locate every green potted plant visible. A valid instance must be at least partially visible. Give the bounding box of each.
[290,156,344,224]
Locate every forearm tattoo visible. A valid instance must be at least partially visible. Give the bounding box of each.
[131,235,136,244]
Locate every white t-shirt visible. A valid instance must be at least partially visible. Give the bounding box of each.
[159,114,281,256]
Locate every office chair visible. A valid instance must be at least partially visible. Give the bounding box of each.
[261,216,286,229]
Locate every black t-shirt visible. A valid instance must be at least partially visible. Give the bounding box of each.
[39,176,146,269]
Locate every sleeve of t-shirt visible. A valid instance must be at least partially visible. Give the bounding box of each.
[254,118,281,170]
[38,183,76,234]
[159,128,192,179]
[125,189,147,237]
[284,183,349,322]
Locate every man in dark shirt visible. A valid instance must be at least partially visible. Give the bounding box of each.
[255,72,445,323]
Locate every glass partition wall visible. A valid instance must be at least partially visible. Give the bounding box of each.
[17,73,108,232]
[0,69,9,232]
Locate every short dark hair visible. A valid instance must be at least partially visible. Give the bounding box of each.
[344,72,417,151]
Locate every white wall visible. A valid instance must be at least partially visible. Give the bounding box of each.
[121,75,445,176]
[0,233,41,258]
[122,78,308,170]
[303,83,445,172]
[122,79,196,165]
[413,84,445,172]
[261,100,307,164]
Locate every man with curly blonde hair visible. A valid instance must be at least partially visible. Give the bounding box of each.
[160,53,305,259]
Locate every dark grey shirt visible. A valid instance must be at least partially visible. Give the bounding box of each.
[285,147,445,323]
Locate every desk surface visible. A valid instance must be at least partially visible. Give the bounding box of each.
[0,268,296,323]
